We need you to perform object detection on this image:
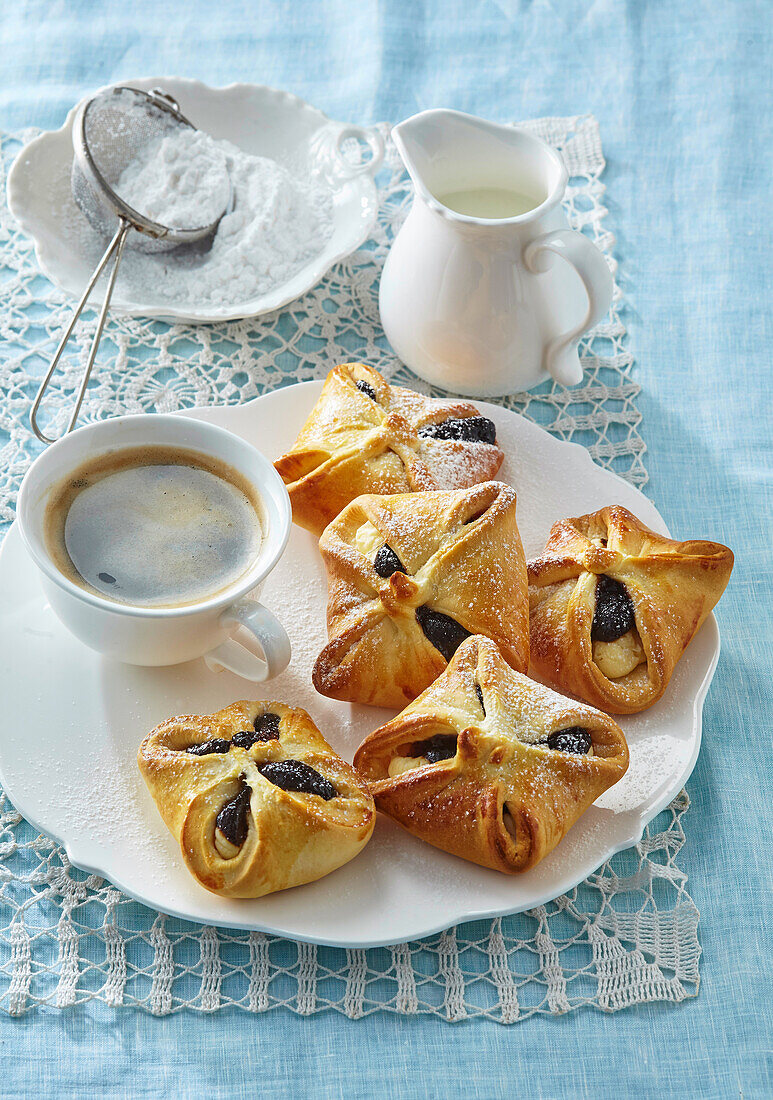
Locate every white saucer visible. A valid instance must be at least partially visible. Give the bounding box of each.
[0,384,718,947]
[6,78,383,323]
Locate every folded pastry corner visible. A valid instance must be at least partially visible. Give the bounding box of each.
[527,505,733,714]
[138,700,375,898]
[274,362,504,534]
[312,481,529,707]
[353,635,628,874]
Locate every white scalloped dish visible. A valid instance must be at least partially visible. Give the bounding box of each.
[0,384,719,947]
[6,78,383,323]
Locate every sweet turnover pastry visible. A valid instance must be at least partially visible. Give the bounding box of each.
[353,635,628,873]
[138,701,375,898]
[527,505,734,714]
[312,481,529,708]
[274,362,504,535]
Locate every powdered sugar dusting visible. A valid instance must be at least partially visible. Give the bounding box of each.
[594,734,689,813]
[415,439,502,490]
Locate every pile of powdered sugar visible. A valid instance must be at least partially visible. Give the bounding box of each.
[115,128,231,230]
[85,125,334,308]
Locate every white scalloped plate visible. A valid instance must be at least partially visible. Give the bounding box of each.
[0,384,718,947]
[6,78,382,323]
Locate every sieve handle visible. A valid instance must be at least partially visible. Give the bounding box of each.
[30,218,131,445]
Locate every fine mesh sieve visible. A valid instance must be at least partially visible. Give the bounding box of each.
[31,86,231,444]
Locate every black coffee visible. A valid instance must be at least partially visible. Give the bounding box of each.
[44,445,265,608]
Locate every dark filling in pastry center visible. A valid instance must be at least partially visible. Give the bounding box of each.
[545,727,592,755]
[251,712,281,740]
[415,606,471,661]
[591,575,636,643]
[216,784,252,846]
[410,733,458,763]
[231,730,256,749]
[232,721,279,750]
[258,759,337,800]
[475,682,486,716]
[187,738,231,756]
[418,416,496,444]
[374,543,406,577]
[355,379,378,401]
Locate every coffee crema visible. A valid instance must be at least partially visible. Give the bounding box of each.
[44,445,266,608]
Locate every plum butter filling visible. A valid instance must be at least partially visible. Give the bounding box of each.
[374,544,405,578]
[410,734,458,763]
[591,574,645,679]
[258,759,337,800]
[545,727,592,755]
[355,379,378,402]
[415,606,471,661]
[418,416,496,444]
[214,784,252,858]
[387,733,458,779]
[187,738,231,756]
[591,575,636,643]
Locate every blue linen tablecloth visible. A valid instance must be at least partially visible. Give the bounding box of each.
[0,1,771,1097]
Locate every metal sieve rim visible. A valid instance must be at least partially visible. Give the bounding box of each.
[72,86,228,243]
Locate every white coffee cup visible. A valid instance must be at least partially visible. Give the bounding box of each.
[17,413,292,682]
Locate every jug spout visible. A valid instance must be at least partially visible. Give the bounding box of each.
[391,110,458,196]
[391,109,566,220]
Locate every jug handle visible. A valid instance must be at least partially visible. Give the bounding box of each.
[524,230,613,387]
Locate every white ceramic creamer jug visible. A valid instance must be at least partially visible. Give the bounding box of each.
[379,109,613,395]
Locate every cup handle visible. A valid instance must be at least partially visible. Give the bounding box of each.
[524,229,614,387]
[204,598,291,682]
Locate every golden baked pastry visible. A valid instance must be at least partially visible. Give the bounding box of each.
[274,362,504,535]
[138,700,375,898]
[312,481,529,708]
[353,635,628,873]
[527,505,734,714]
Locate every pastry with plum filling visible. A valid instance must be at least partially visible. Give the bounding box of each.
[353,635,628,873]
[312,481,529,708]
[274,362,504,535]
[527,505,734,714]
[138,701,374,898]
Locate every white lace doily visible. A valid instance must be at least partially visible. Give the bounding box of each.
[0,116,699,1019]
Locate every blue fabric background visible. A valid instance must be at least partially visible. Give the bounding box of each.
[1,1,771,1096]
